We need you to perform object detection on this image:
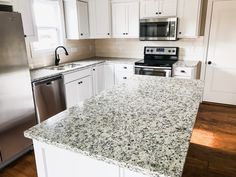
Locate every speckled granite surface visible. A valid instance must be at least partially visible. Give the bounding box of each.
[25,76,203,177]
[174,60,200,68]
[30,57,140,82]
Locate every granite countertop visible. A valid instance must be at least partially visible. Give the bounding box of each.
[173,60,200,68]
[25,76,204,177]
[30,57,140,82]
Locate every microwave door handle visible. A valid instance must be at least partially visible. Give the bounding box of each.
[166,22,170,37]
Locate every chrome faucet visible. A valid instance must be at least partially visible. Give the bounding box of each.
[55,46,69,66]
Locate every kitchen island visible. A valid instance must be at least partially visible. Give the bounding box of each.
[25,76,204,177]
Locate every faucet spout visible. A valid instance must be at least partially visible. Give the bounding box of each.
[55,46,69,66]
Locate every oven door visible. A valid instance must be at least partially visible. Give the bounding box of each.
[140,18,177,41]
[135,66,172,77]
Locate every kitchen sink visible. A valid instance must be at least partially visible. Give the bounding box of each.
[47,63,81,70]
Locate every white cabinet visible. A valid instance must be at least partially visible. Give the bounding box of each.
[177,0,202,38]
[115,64,134,84]
[140,0,177,18]
[64,68,93,108]
[13,0,37,40]
[34,141,120,177]
[92,63,105,95]
[63,0,90,39]
[112,0,139,38]
[89,0,111,39]
[104,64,115,89]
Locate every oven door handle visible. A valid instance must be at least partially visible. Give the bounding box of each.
[135,66,172,70]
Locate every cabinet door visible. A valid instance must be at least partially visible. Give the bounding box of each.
[140,0,159,18]
[104,64,115,90]
[89,0,111,38]
[158,0,177,17]
[13,0,37,40]
[92,64,105,95]
[112,2,127,38]
[77,76,93,103]
[77,1,90,39]
[127,1,139,38]
[65,76,93,108]
[177,0,202,38]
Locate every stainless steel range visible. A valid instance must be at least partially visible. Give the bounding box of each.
[135,47,179,77]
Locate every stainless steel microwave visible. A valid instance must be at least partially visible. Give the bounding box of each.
[139,18,178,41]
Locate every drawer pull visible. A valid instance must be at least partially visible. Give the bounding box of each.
[124,67,127,69]
[181,70,186,73]
[78,81,83,84]
[123,77,127,79]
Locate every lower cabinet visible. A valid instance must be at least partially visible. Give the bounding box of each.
[63,63,134,108]
[64,68,93,108]
[33,140,149,177]
[115,64,134,84]
[104,63,115,89]
[65,75,93,108]
[92,63,106,95]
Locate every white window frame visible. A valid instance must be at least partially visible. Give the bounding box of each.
[30,0,66,58]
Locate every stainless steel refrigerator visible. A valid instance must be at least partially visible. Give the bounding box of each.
[0,11,36,168]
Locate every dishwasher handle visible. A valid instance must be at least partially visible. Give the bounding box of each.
[32,75,63,87]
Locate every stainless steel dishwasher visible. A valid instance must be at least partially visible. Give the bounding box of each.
[32,75,66,123]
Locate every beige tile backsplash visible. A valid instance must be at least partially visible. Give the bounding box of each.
[28,39,96,69]
[28,37,205,69]
[95,38,205,61]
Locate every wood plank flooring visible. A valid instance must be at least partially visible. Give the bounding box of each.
[0,103,236,177]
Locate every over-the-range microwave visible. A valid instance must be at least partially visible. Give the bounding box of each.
[139,17,178,41]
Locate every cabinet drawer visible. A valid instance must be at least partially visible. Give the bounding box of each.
[173,67,193,77]
[63,68,91,84]
[115,64,134,75]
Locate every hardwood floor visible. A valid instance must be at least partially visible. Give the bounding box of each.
[0,103,235,177]
[0,151,37,177]
[182,103,236,177]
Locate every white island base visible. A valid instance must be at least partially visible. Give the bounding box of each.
[33,140,150,177]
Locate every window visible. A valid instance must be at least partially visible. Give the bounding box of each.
[31,0,63,53]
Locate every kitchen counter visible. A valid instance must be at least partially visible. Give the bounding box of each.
[174,60,200,68]
[25,76,204,177]
[30,57,140,82]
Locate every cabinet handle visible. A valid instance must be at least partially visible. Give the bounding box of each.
[181,70,186,73]
[81,33,83,36]
[123,33,125,35]
[123,77,127,79]
[159,12,162,15]
[107,33,110,35]
[179,32,182,34]
[126,33,128,35]
[208,61,212,65]
[156,12,158,15]
[93,69,95,71]
[124,67,127,69]
[78,81,83,84]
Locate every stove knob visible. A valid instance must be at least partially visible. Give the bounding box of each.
[150,49,153,52]
[168,50,171,53]
[147,49,150,52]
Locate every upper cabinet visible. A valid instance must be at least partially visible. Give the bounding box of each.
[177,0,202,38]
[112,0,139,38]
[140,0,177,19]
[89,0,111,39]
[63,0,90,39]
[13,0,37,40]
